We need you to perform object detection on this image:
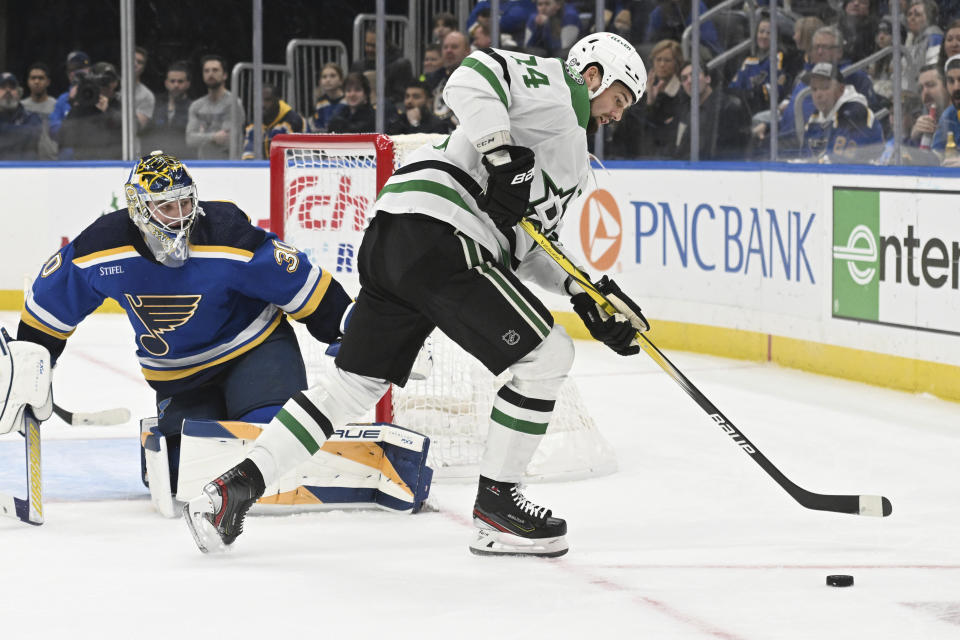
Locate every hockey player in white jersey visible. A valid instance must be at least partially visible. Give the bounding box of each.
[185,33,649,557]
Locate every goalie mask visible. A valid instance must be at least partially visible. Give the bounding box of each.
[125,151,203,268]
[567,32,647,104]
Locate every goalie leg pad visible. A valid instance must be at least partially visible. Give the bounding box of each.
[0,328,53,435]
[141,419,181,518]
[177,420,432,513]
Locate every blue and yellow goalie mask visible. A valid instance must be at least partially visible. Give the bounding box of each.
[125,151,203,267]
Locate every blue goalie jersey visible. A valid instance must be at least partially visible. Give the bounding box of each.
[19,201,351,395]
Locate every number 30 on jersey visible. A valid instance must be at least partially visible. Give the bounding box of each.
[272,240,301,273]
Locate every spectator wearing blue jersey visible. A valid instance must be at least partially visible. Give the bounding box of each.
[58,61,123,160]
[0,72,41,160]
[800,62,883,163]
[524,0,581,57]
[932,54,960,162]
[645,1,720,56]
[309,63,345,133]
[755,26,878,155]
[49,50,90,141]
[728,15,790,115]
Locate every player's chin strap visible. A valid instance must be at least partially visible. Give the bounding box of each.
[517,219,892,518]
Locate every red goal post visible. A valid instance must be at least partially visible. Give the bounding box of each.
[269,133,398,422]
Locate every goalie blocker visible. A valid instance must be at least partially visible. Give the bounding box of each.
[145,418,432,519]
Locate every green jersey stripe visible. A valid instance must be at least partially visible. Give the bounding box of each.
[379,179,475,216]
[491,407,549,435]
[461,57,509,109]
[275,408,321,455]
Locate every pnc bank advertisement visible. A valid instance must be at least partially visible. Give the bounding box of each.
[555,167,960,369]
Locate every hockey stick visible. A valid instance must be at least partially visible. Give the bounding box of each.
[0,408,43,525]
[518,219,892,518]
[52,402,131,426]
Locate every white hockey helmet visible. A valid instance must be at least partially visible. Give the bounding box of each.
[566,32,647,104]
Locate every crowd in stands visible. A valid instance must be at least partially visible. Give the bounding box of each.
[3,1,960,166]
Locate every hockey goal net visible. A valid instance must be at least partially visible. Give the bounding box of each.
[269,133,616,481]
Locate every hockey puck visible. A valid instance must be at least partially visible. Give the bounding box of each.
[826,574,854,587]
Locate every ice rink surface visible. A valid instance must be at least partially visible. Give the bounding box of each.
[1,310,958,639]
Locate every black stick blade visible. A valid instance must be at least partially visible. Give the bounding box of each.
[797,490,892,517]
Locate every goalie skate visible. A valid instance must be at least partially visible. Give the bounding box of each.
[469,476,568,558]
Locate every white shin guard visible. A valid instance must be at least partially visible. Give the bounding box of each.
[480,325,575,482]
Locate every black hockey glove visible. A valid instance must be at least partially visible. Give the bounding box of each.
[479,145,536,230]
[571,277,649,356]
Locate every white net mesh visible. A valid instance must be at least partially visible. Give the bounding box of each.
[276,134,617,482]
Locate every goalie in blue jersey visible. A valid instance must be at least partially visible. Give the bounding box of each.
[13,151,354,502]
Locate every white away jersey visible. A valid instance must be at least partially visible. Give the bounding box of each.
[375,47,591,287]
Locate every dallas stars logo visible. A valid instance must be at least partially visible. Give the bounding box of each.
[526,170,580,233]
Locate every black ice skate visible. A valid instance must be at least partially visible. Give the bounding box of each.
[183,459,265,553]
[470,475,568,557]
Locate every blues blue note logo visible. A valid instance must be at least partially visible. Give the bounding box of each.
[125,294,202,356]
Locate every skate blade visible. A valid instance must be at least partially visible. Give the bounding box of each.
[469,527,568,558]
[183,497,228,554]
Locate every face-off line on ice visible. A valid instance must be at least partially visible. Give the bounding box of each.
[1,33,890,560]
